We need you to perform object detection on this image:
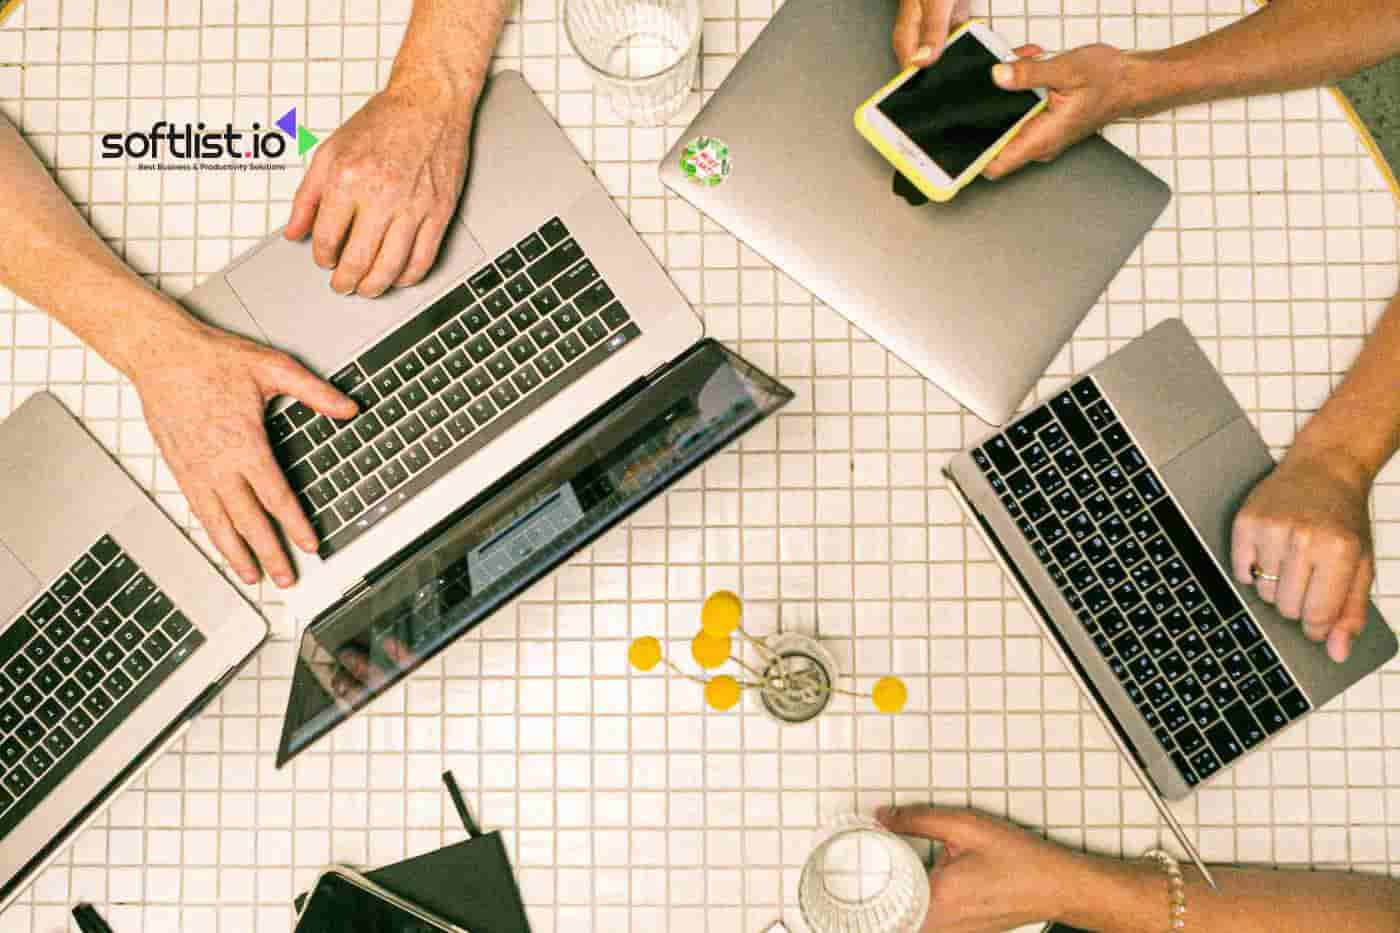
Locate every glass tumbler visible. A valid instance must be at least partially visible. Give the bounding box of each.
[564,0,702,125]
[798,814,931,933]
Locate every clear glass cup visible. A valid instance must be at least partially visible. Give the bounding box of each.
[564,0,702,125]
[798,814,931,933]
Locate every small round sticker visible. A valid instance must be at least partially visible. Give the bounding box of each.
[680,136,731,186]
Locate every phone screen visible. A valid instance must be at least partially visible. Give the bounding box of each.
[296,872,450,933]
[876,32,1043,178]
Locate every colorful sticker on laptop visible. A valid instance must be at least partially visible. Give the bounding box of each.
[680,136,731,186]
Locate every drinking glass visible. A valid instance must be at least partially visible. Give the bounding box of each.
[798,814,931,933]
[564,0,702,125]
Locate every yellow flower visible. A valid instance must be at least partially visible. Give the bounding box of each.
[872,676,908,714]
[628,636,662,672]
[691,632,731,670]
[705,675,742,711]
[701,590,743,638]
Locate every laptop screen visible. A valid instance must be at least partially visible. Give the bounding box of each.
[277,341,792,765]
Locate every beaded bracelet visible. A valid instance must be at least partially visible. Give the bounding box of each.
[1143,848,1187,931]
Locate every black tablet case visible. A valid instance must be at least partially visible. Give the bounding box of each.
[293,831,531,933]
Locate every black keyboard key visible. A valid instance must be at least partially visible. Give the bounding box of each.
[1252,696,1288,733]
[1145,678,1172,707]
[1113,489,1144,517]
[1238,674,1267,705]
[306,417,336,445]
[442,383,472,412]
[333,429,363,459]
[394,352,426,383]
[575,280,614,316]
[1190,748,1221,780]
[24,746,54,777]
[527,238,583,287]
[1158,652,1187,682]
[0,737,21,768]
[555,260,597,300]
[551,304,582,332]
[287,461,318,492]
[489,382,520,410]
[1082,443,1112,471]
[467,397,498,428]
[1130,654,1158,683]
[83,686,114,714]
[121,648,152,680]
[558,333,586,361]
[486,351,516,381]
[351,447,383,475]
[61,597,93,628]
[1176,674,1204,706]
[1085,492,1113,522]
[1247,642,1279,673]
[421,399,449,428]
[984,436,1017,474]
[1067,468,1097,499]
[1222,701,1265,748]
[1083,585,1111,615]
[329,461,362,494]
[36,697,64,727]
[85,555,138,609]
[1192,653,1222,684]
[446,412,475,442]
[601,303,631,330]
[1176,724,1206,755]
[402,443,432,474]
[51,575,80,604]
[1006,470,1034,497]
[1132,469,1165,504]
[1021,443,1048,472]
[75,661,103,690]
[162,612,192,641]
[532,286,562,315]
[397,414,427,446]
[265,412,295,445]
[1054,446,1085,476]
[421,365,451,395]
[1205,626,1234,658]
[579,317,609,346]
[1034,467,1065,496]
[513,365,542,394]
[440,320,469,349]
[1101,516,1129,545]
[310,446,340,475]
[462,307,493,336]
[1131,562,1161,591]
[311,509,341,540]
[1228,616,1263,650]
[114,622,143,652]
[1208,677,1239,709]
[540,217,569,245]
[1161,701,1188,731]
[63,708,93,739]
[1099,466,1128,493]
[468,264,503,298]
[1066,513,1093,541]
[1020,493,1049,522]
[306,478,338,511]
[1262,666,1295,695]
[505,274,533,303]
[91,608,121,639]
[497,247,526,276]
[518,232,548,261]
[1279,688,1310,720]
[1142,627,1172,658]
[375,431,405,461]
[55,678,82,706]
[112,574,156,617]
[335,492,365,523]
[89,536,121,566]
[508,335,537,365]
[424,428,453,458]
[53,646,81,677]
[71,626,99,656]
[94,642,122,669]
[1050,393,1095,446]
[1097,560,1126,589]
[509,304,539,331]
[1066,562,1096,591]
[70,556,102,586]
[1008,408,1052,448]
[348,382,379,413]
[1189,696,1218,729]
[1113,632,1143,662]
[381,459,409,490]
[1151,499,1243,618]
[530,320,560,347]
[1204,720,1241,763]
[25,637,53,667]
[1099,610,1128,637]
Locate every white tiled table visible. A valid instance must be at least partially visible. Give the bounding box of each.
[1,0,1398,930]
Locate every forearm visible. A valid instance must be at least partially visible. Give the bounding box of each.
[0,114,196,379]
[387,0,512,108]
[1286,291,1400,484]
[1062,854,1400,933]
[1123,0,1400,117]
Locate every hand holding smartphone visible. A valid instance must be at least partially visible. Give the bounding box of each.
[855,21,1047,202]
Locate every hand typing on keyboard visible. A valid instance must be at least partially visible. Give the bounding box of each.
[282,1,512,298]
[133,319,358,588]
[1231,447,1376,665]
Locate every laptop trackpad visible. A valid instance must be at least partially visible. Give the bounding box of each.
[226,220,486,376]
[0,539,40,623]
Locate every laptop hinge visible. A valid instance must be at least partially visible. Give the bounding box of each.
[341,578,372,603]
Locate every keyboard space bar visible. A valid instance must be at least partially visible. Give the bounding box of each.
[320,322,642,559]
[1151,498,1245,618]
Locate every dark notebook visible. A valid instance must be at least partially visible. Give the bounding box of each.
[293,831,530,933]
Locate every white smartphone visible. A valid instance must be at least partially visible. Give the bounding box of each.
[854,21,1048,202]
[294,865,470,933]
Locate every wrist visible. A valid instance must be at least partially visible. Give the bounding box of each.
[107,295,210,385]
[1055,854,1163,930]
[1121,49,1189,119]
[1284,430,1379,495]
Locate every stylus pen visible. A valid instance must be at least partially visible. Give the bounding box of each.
[442,770,482,838]
[72,904,117,933]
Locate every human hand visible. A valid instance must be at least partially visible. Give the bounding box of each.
[1231,448,1375,663]
[892,0,972,68]
[981,43,1144,180]
[284,80,472,298]
[876,805,1090,932]
[132,315,357,588]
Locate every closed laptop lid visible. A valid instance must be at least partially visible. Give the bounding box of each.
[660,0,1171,424]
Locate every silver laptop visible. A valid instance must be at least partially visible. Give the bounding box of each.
[0,392,266,909]
[184,72,796,761]
[659,0,1172,425]
[945,320,1396,872]
[186,71,707,627]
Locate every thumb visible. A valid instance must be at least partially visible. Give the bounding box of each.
[877,805,989,848]
[992,54,1075,92]
[891,0,926,69]
[262,353,359,421]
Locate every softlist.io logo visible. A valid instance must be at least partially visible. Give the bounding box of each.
[101,107,319,171]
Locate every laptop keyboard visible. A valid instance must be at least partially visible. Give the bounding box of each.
[973,377,1312,787]
[266,217,643,558]
[0,536,205,840]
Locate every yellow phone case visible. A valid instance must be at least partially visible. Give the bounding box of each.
[854,20,1047,202]
[0,0,22,26]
